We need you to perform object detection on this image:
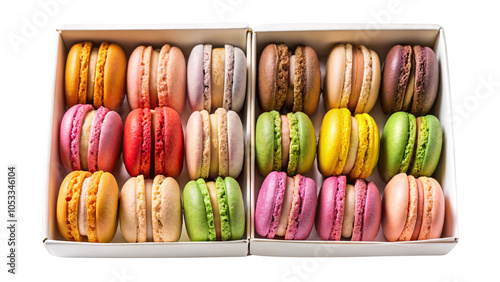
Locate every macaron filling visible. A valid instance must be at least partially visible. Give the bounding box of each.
[135,175,147,242]
[341,183,355,238]
[223,44,234,110]
[196,179,216,241]
[350,114,369,178]
[267,172,286,238]
[399,113,416,173]
[287,113,299,176]
[78,41,92,105]
[200,110,211,178]
[276,176,293,237]
[87,107,109,173]
[78,110,95,171]
[348,46,364,113]
[93,42,109,108]
[216,177,231,240]
[86,47,98,104]
[411,116,429,176]
[157,44,171,108]
[271,111,282,171]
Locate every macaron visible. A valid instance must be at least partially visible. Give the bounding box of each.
[56,170,119,242]
[185,108,244,180]
[256,111,316,177]
[127,44,186,115]
[318,108,379,179]
[316,176,381,241]
[59,104,123,173]
[381,45,439,116]
[65,41,126,110]
[324,44,381,114]
[382,173,445,241]
[123,107,184,178]
[183,177,245,241]
[378,112,442,182]
[187,44,247,113]
[119,174,182,242]
[255,172,317,240]
[258,43,321,116]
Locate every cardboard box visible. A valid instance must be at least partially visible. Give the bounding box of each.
[43,24,253,257]
[249,24,458,256]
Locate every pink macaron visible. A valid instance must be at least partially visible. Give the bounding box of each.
[60,104,123,173]
[382,173,445,241]
[127,44,186,115]
[255,171,317,240]
[316,176,381,241]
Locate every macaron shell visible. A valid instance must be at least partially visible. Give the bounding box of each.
[255,112,275,176]
[225,177,245,240]
[86,47,98,104]
[183,180,210,241]
[161,107,184,177]
[96,110,122,173]
[153,176,182,242]
[209,113,220,179]
[360,182,381,241]
[341,183,355,238]
[185,111,203,179]
[351,179,368,241]
[295,112,316,175]
[382,173,410,242]
[87,108,106,172]
[316,176,338,240]
[123,109,150,177]
[255,171,281,237]
[60,105,81,171]
[280,115,291,170]
[324,44,346,110]
[348,46,365,113]
[413,115,442,177]
[126,46,145,110]
[258,44,279,112]
[340,44,353,108]
[357,113,379,179]
[216,108,229,177]
[276,176,294,237]
[378,112,413,182]
[397,175,418,241]
[187,44,206,112]
[353,46,373,115]
[149,49,160,108]
[418,177,445,240]
[206,181,221,240]
[70,105,94,171]
[119,177,139,243]
[411,46,439,116]
[64,42,87,108]
[302,46,321,116]
[411,177,425,240]
[158,45,186,115]
[101,43,126,110]
[293,175,317,240]
[381,45,412,114]
[227,111,244,178]
[318,109,346,176]
[95,172,119,243]
[231,47,247,112]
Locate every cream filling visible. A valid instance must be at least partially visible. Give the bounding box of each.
[77,177,91,236]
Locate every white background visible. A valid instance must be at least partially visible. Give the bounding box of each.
[0,0,498,281]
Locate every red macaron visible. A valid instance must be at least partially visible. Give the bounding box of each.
[123,107,183,178]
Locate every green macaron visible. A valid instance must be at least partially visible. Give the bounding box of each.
[256,111,316,176]
[183,177,245,241]
[378,112,442,182]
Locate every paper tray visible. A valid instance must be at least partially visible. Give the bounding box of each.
[249,24,458,256]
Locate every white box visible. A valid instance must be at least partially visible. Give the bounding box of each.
[249,24,458,256]
[43,24,253,257]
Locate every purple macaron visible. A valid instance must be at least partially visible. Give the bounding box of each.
[60,104,123,173]
[316,176,381,241]
[255,171,317,240]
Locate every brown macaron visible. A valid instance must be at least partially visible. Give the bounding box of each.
[380,45,439,116]
[65,41,126,111]
[56,171,119,243]
[258,43,320,116]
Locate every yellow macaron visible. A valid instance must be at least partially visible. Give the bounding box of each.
[318,109,379,179]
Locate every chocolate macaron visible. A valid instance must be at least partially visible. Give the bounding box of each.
[381,45,439,116]
[258,43,321,116]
